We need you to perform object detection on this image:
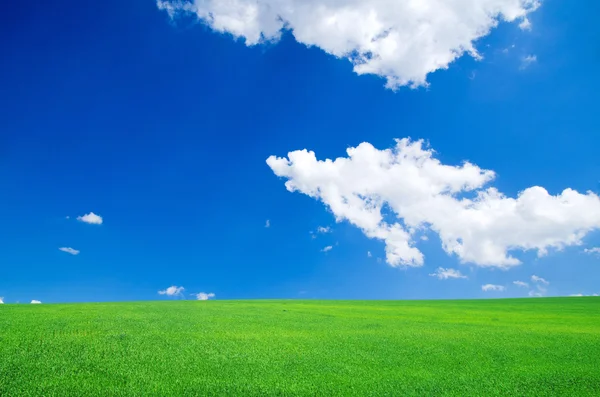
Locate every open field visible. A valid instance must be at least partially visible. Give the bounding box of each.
[1,298,600,396]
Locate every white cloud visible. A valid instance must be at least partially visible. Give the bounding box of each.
[429,267,467,280]
[482,284,505,292]
[528,291,543,297]
[520,54,537,69]
[569,293,584,297]
[584,247,600,255]
[367,251,372,257]
[519,17,532,30]
[59,247,80,256]
[265,219,270,228]
[267,139,600,268]
[77,212,103,225]
[157,0,540,89]
[420,235,429,241]
[158,286,185,296]
[513,280,529,288]
[317,226,331,233]
[531,275,549,285]
[0,297,4,304]
[31,300,42,304]
[194,292,216,300]
[321,245,333,252]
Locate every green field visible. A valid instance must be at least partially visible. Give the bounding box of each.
[1,298,600,396]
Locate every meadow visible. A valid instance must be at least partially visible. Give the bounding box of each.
[1,298,599,396]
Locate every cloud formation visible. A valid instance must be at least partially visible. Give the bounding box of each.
[321,245,333,253]
[267,139,600,268]
[59,247,80,256]
[265,219,271,228]
[157,0,540,89]
[513,280,529,288]
[584,247,600,255]
[531,275,549,285]
[31,300,42,304]
[482,284,505,292]
[529,275,549,296]
[317,226,331,233]
[77,212,103,225]
[520,54,537,69]
[0,297,4,304]
[429,267,467,280]
[158,286,185,296]
[194,292,216,300]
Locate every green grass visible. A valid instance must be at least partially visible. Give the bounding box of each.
[1,298,600,396]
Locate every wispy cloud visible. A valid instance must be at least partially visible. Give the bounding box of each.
[317,226,331,233]
[367,251,372,257]
[519,18,532,31]
[158,286,185,297]
[193,292,215,301]
[321,246,333,253]
[520,54,537,69]
[31,300,42,304]
[77,212,103,225]
[482,284,505,292]
[513,281,529,288]
[0,297,4,304]
[531,275,549,285]
[429,267,467,280]
[59,247,80,256]
[265,219,270,228]
[584,247,600,255]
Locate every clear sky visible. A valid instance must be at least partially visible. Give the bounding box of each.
[1,0,599,303]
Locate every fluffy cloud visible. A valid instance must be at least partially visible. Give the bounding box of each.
[429,267,467,280]
[321,245,333,252]
[59,247,80,256]
[157,0,540,89]
[267,139,600,268]
[513,280,529,288]
[0,297,4,304]
[482,284,505,292]
[584,247,600,255]
[317,226,331,233]
[158,286,185,296]
[77,212,103,225]
[31,300,42,304]
[194,292,216,300]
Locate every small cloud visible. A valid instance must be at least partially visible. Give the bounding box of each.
[265,219,270,228]
[569,293,584,297]
[317,226,331,233]
[482,284,505,292]
[429,267,467,280]
[31,300,42,304]
[513,280,529,288]
[519,17,532,31]
[531,275,549,285]
[321,245,333,253]
[528,291,543,297]
[77,212,103,225]
[158,286,185,297]
[193,292,215,301]
[376,257,383,264]
[59,247,80,256]
[367,251,372,257]
[520,55,537,70]
[420,235,429,241]
[584,247,600,255]
[0,297,4,304]
[65,216,70,219]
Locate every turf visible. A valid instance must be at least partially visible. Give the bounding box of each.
[1,298,599,396]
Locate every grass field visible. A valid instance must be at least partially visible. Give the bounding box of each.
[1,298,600,396]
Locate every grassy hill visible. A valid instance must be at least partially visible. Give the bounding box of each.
[1,298,599,396]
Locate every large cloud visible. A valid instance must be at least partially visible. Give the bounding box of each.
[267,139,600,268]
[157,0,540,88]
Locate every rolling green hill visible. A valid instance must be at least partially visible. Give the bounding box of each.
[1,298,599,396]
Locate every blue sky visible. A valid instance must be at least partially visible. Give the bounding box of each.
[1,0,599,303]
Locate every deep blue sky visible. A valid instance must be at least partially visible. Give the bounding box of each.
[1,0,599,303]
